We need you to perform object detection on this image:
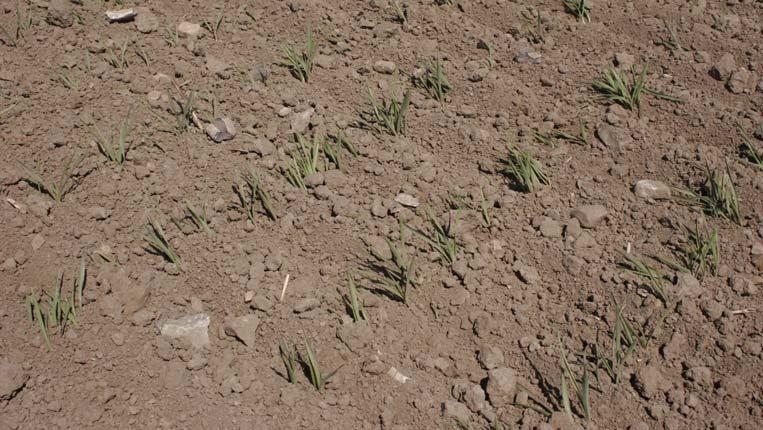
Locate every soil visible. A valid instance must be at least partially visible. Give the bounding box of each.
[1,1,762,429]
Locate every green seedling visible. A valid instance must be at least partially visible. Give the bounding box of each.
[135,46,151,66]
[343,275,368,322]
[202,8,225,40]
[300,339,342,391]
[145,217,181,269]
[592,65,682,114]
[172,90,196,132]
[234,168,278,221]
[552,119,589,146]
[521,7,544,44]
[513,383,553,418]
[284,133,321,190]
[363,87,411,136]
[59,69,79,90]
[0,5,32,47]
[283,25,317,83]
[674,162,740,224]
[92,116,130,166]
[363,224,418,304]
[390,0,408,24]
[738,124,763,169]
[477,39,495,68]
[594,303,644,384]
[447,189,492,227]
[559,345,591,419]
[413,58,452,102]
[654,219,719,279]
[106,40,129,70]
[186,201,213,234]
[279,340,298,384]
[408,211,459,267]
[26,262,86,350]
[532,129,556,147]
[164,26,179,47]
[322,139,342,170]
[655,20,681,52]
[500,146,549,193]
[562,0,591,23]
[619,254,670,305]
[18,155,83,203]
[334,130,359,156]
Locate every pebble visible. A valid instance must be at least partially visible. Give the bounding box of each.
[206,117,237,142]
[514,262,540,285]
[177,21,202,38]
[485,367,517,407]
[31,234,45,250]
[293,297,320,313]
[614,52,635,69]
[570,204,608,228]
[634,180,671,200]
[0,359,28,401]
[514,47,541,64]
[223,314,260,347]
[105,8,136,23]
[710,53,735,81]
[596,123,632,152]
[290,108,314,133]
[477,345,504,370]
[633,365,667,399]
[156,313,210,349]
[727,68,757,94]
[394,193,419,208]
[751,243,763,271]
[373,60,397,74]
[442,400,471,423]
[135,7,158,33]
[538,217,563,238]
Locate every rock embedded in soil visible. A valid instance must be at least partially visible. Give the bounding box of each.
[570,204,608,228]
[46,0,73,28]
[373,60,397,74]
[0,359,28,401]
[290,108,314,134]
[596,123,632,152]
[394,193,419,208]
[134,8,158,33]
[177,21,202,38]
[614,52,635,69]
[633,364,667,399]
[157,313,210,349]
[223,314,260,347]
[727,68,758,94]
[710,53,736,81]
[634,180,671,200]
[105,8,137,23]
[442,400,472,423]
[206,117,237,142]
[477,345,504,370]
[538,217,563,238]
[293,297,320,313]
[514,47,541,64]
[752,243,763,271]
[485,367,517,407]
[452,381,487,413]
[514,261,540,285]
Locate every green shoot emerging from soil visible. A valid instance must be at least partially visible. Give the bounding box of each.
[408,211,459,267]
[562,0,591,23]
[343,275,368,322]
[363,224,418,304]
[92,116,130,166]
[500,147,549,193]
[279,340,298,384]
[390,1,408,24]
[59,69,79,90]
[674,162,741,224]
[594,303,644,384]
[620,254,670,306]
[654,219,719,279]
[186,201,213,234]
[592,65,681,113]
[27,262,86,350]
[285,133,321,190]
[283,26,317,83]
[559,345,591,419]
[106,40,129,70]
[18,155,83,204]
[0,5,32,47]
[201,8,224,40]
[364,87,411,136]
[145,217,181,269]
[300,340,342,391]
[412,58,452,102]
[234,168,278,221]
[738,124,763,169]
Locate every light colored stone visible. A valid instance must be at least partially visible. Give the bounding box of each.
[394,193,419,208]
[570,205,608,228]
[290,108,314,133]
[177,21,202,38]
[157,313,210,349]
[105,8,136,22]
[0,359,28,401]
[373,60,397,74]
[634,180,671,200]
[223,314,260,347]
[486,367,517,407]
[206,117,236,142]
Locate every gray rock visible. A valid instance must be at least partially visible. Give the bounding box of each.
[394,193,419,208]
[442,400,471,423]
[614,52,634,69]
[596,123,632,152]
[634,180,671,200]
[206,117,237,142]
[570,205,608,228]
[293,297,320,313]
[304,172,325,188]
[252,138,275,156]
[290,108,314,134]
[177,21,202,38]
[105,8,137,22]
[710,53,735,81]
[477,345,504,370]
[486,367,517,407]
[157,313,210,349]
[452,381,486,413]
[373,60,397,74]
[135,7,158,33]
[0,359,28,401]
[223,314,260,347]
[514,47,541,64]
[250,294,273,312]
[539,217,563,238]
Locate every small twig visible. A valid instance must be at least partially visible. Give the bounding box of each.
[731,309,753,315]
[190,111,204,131]
[280,274,290,302]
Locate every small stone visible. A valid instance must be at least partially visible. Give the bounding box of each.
[1,258,16,271]
[206,57,230,79]
[477,345,504,370]
[394,193,419,208]
[751,243,763,271]
[701,300,724,321]
[539,217,563,238]
[111,332,125,346]
[290,108,314,134]
[596,123,632,152]
[727,68,757,94]
[314,54,335,69]
[186,354,208,371]
[250,294,272,312]
[304,172,325,188]
[293,298,320,313]
[485,367,517,407]
[633,365,666,399]
[223,314,260,347]
[0,359,28,401]
[105,8,137,23]
[570,205,608,228]
[31,234,45,250]
[634,180,671,200]
[371,199,388,218]
[614,52,635,69]
[661,332,687,361]
[46,0,73,28]
[205,117,237,142]
[452,382,486,413]
[710,53,736,81]
[252,139,276,156]
[514,262,540,285]
[373,60,397,74]
[514,47,541,64]
[130,309,154,326]
[156,313,210,349]
[177,21,202,38]
[135,7,158,33]
[442,400,471,423]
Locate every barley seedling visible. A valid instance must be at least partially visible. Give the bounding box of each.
[363,224,418,304]
[513,383,553,418]
[145,217,181,269]
[594,303,644,384]
[106,40,129,70]
[412,58,452,102]
[532,129,556,147]
[521,8,544,44]
[738,124,763,169]
[279,340,298,384]
[185,201,213,234]
[201,8,225,40]
[92,116,130,166]
[674,162,741,224]
[323,139,342,170]
[333,130,359,156]
[447,189,492,227]
[300,339,342,391]
[26,262,86,350]
[363,87,411,136]
[18,155,83,203]
[70,10,84,25]
[135,46,151,66]
[59,69,79,90]
[559,345,591,419]
[0,5,32,47]
[655,219,719,279]
[500,146,549,193]
[234,168,278,221]
[619,254,670,305]
[408,211,459,267]
[283,25,318,83]
[343,275,368,322]
[285,133,321,190]
[390,1,408,24]
[655,20,681,52]
[164,26,179,47]
[552,119,589,146]
[562,0,591,23]
[592,65,682,114]
[172,90,196,132]
[477,39,495,68]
